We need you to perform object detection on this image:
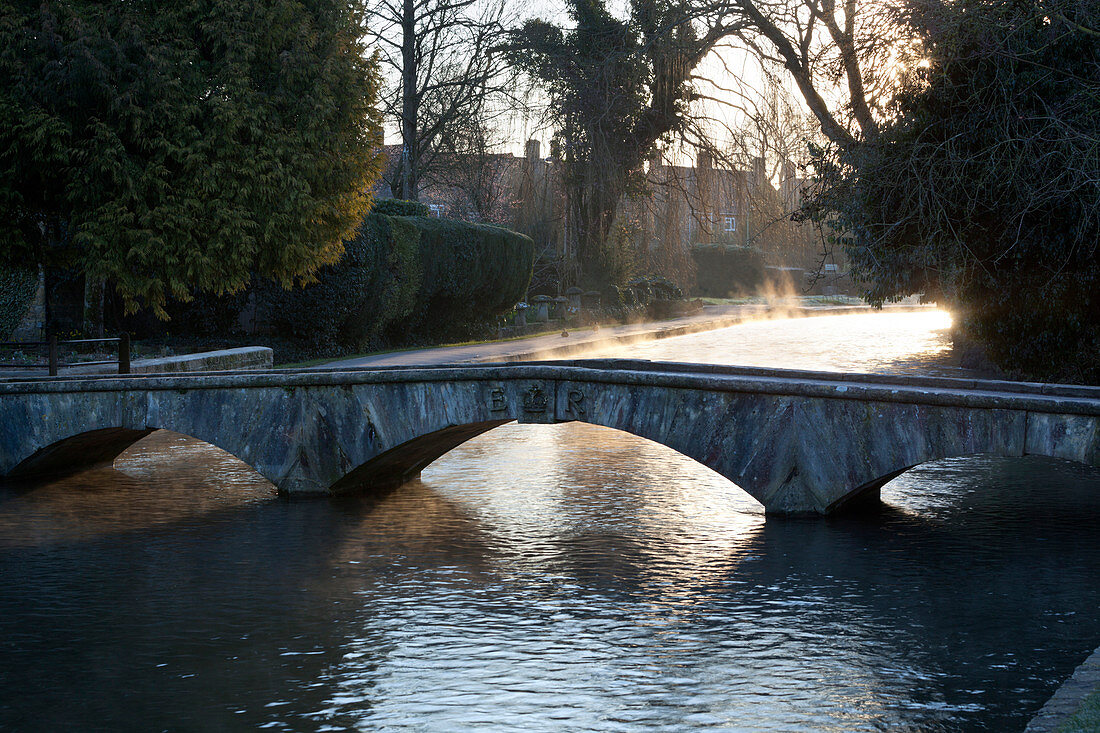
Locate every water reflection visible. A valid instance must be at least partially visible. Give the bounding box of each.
[304,424,1100,732]
[0,431,274,548]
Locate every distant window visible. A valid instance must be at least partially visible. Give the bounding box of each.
[429,204,444,217]
[723,215,736,232]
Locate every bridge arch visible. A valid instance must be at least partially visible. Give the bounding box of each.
[4,427,157,483]
[0,425,282,490]
[324,398,774,505]
[821,402,1100,510]
[327,418,767,509]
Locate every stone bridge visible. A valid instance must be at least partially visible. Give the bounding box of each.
[1,360,1098,514]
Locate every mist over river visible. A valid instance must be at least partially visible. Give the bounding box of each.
[1,310,1097,731]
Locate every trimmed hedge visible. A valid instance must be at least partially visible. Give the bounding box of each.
[402,216,534,339]
[258,214,533,352]
[257,213,421,351]
[157,201,534,355]
[0,264,38,339]
[691,244,765,297]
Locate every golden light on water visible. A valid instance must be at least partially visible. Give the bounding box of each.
[0,431,274,548]
[613,308,957,375]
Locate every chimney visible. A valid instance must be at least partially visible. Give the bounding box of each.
[781,160,796,184]
[697,149,713,170]
[525,139,541,162]
[781,160,797,205]
[752,157,766,187]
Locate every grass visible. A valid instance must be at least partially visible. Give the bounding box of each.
[1058,689,1100,732]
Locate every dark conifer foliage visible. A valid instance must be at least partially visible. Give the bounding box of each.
[0,0,384,316]
[507,0,743,289]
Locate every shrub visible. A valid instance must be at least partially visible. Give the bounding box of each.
[371,199,430,217]
[0,264,38,339]
[690,245,765,297]
[256,213,532,352]
[343,215,421,345]
[157,289,250,337]
[800,2,1100,382]
[625,275,682,302]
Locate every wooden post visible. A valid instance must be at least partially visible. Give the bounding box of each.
[118,333,130,375]
[48,334,58,376]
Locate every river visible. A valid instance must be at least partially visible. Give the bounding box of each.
[1,310,1097,731]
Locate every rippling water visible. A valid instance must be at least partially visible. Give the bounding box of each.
[1,310,1097,731]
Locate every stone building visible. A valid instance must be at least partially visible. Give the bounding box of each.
[372,141,843,293]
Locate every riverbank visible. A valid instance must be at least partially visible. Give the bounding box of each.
[317,300,938,369]
[1027,645,1100,732]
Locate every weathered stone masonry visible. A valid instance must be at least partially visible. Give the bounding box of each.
[1,360,1098,514]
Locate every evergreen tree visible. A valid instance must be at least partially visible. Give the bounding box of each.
[0,0,384,317]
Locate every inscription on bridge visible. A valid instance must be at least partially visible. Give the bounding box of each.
[486,381,556,424]
[565,389,586,418]
[488,386,507,412]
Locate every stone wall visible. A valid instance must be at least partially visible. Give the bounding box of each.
[128,347,273,374]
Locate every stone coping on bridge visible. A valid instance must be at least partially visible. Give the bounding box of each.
[2,360,1099,418]
[126,346,272,373]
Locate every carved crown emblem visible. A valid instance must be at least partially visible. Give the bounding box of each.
[522,385,548,413]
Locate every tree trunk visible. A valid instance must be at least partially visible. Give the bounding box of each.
[84,277,105,337]
[400,0,419,201]
[572,163,626,290]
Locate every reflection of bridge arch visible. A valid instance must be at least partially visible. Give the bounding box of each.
[1,360,1098,514]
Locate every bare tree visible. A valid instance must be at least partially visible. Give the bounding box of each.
[727,0,914,145]
[721,70,822,269]
[505,0,751,288]
[365,0,514,200]
[430,112,515,222]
